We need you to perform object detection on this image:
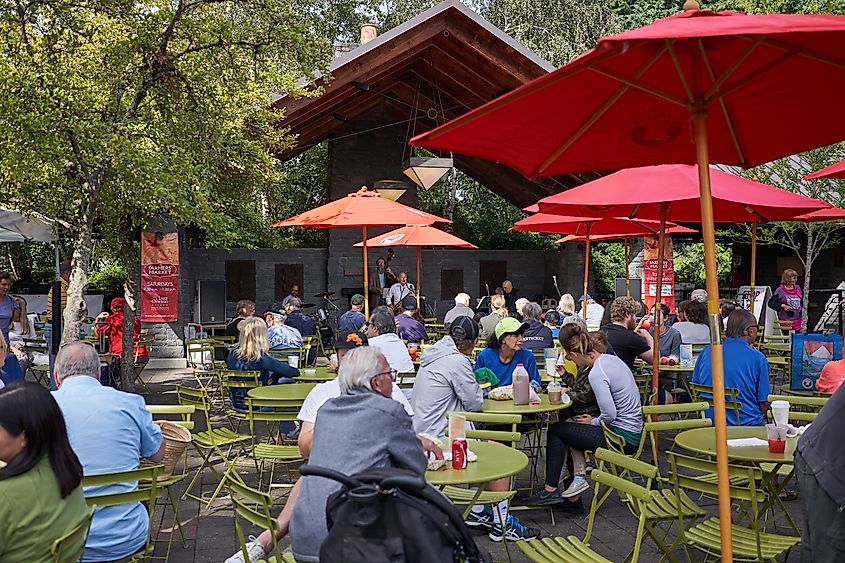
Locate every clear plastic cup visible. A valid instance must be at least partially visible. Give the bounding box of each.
[766,424,786,453]
[288,355,299,368]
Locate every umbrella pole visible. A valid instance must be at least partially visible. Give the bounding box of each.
[651,205,667,409]
[750,222,757,316]
[363,226,370,319]
[416,246,421,311]
[624,238,631,297]
[693,111,734,561]
[582,225,591,320]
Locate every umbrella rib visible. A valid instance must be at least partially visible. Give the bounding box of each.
[538,45,670,175]
[697,39,747,166]
[589,65,687,107]
[761,37,845,70]
[702,36,766,102]
[665,39,695,104]
[709,48,800,104]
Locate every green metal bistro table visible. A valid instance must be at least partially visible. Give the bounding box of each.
[426,439,528,518]
[482,394,570,489]
[247,382,316,407]
[482,394,570,414]
[295,367,336,382]
[674,426,799,533]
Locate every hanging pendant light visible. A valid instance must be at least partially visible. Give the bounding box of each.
[403,156,453,190]
[374,179,407,201]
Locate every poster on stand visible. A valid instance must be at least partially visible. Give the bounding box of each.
[643,236,675,313]
[141,231,179,322]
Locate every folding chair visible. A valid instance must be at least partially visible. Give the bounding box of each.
[689,383,743,423]
[246,396,305,493]
[23,338,50,387]
[668,451,800,562]
[145,404,196,559]
[518,448,665,563]
[177,385,254,506]
[82,465,164,562]
[51,508,94,563]
[132,329,151,393]
[224,473,296,563]
[766,394,827,423]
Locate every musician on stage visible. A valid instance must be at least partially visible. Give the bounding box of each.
[280,284,300,308]
[387,272,416,307]
[368,256,397,306]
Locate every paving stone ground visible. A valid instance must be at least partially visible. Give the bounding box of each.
[130,368,803,563]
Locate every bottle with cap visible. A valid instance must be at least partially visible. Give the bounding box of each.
[512,363,530,405]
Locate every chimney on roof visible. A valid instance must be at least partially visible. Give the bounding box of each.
[360,23,379,44]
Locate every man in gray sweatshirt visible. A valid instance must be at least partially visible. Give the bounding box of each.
[412,316,483,437]
[796,383,845,562]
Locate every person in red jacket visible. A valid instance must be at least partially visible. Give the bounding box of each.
[94,297,149,364]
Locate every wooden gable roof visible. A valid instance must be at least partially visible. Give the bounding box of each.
[272,0,600,208]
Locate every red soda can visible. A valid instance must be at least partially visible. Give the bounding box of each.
[451,438,467,470]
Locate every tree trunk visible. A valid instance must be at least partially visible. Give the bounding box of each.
[120,238,141,392]
[62,176,103,345]
[801,229,814,334]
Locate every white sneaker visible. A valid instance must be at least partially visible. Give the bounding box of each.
[224,537,267,563]
[560,476,590,499]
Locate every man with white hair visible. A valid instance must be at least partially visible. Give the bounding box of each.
[290,347,436,563]
[444,292,474,328]
[267,311,302,349]
[52,342,165,562]
[387,271,416,307]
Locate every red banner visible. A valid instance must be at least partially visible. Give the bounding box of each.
[643,236,675,313]
[141,232,179,322]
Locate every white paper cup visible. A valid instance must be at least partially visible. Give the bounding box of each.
[545,358,556,375]
[771,400,790,426]
[288,355,299,368]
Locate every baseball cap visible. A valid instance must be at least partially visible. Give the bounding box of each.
[335,330,368,350]
[495,317,530,340]
[578,293,593,303]
[351,294,364,305]
[59,260,72,274]
[401,295,417,310]
[448,316,479,341]
[542,309,561,325]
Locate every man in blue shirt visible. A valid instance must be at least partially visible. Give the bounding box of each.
[53,342,165,562]
[338,294,366,333]
[475,317,541,387]
[267,312,303,349]
[692,309,770,426]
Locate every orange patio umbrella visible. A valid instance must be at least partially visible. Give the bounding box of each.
[354,225,477,309]
[272,187,450,317]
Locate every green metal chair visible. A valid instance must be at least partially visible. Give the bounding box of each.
[145,404,197,560]
[82,465,164,562]
[225,473,297,563]
[51,508,94,563]
[667,451,800,562]
[177,385,254,507]
[689,383,743,423]
[246,395,305,494]
[518,448,662,563]
[217,370,263,430]
[766,394,827,423]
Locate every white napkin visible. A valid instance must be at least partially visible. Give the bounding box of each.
[726,438,769,447]
[441,449,478,463]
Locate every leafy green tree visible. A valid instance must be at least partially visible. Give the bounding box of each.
[0,0,345,388]
[673,242,733,287]
[729,145,845,332]
[591,242,626,295]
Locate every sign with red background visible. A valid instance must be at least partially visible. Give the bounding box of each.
[643,236,675,313]
[141,232,179,322]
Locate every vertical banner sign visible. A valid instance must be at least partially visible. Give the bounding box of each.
[643,236,675,313]
[141,232,179,322]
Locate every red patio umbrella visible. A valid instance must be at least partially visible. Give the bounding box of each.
[412,6,845,554]
[513,214,697,317]
[558,225,698,298]
[353,225,477,307]
[272,188,450,317]
[795,207,845,221]
[804,158,845,180]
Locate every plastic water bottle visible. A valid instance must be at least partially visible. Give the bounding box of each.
[512,363,530,405]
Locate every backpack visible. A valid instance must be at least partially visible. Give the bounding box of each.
[300,464,491,563]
